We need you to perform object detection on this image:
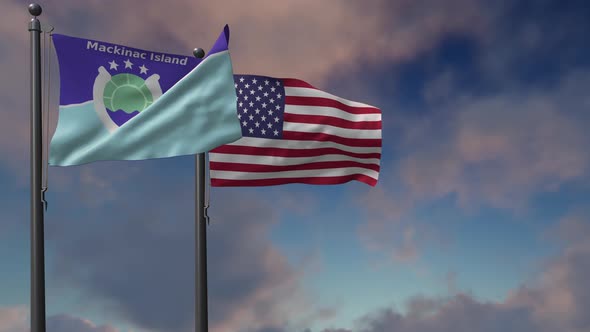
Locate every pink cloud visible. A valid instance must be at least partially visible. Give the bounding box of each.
[399,73,590,210]
[0,306,27,332]
[504,213,590,330]
[357,69,590,264]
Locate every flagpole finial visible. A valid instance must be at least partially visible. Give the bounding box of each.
[193,48,205,59]
[28,3,42,16]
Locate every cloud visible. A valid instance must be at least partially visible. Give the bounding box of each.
[355,186,445,265]
[399,70,590,210]
[45,175,317,332]
[40,0,489,83]
[322,214,590,332]
[504,214,590,331]
[46,314,119,332]
[12,219,590,332]
[344,1,590,266]
[0,307,27,332]
[0,2,38,176]
[0,307,118,332]
[349,294,538,332]
[356,68,590,264]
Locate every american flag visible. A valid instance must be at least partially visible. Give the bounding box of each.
[209,75,382,186]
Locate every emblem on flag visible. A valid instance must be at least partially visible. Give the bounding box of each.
[93,61,163,132]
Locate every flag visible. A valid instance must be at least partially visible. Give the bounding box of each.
[209,75,382,186]
[49,25,241,166]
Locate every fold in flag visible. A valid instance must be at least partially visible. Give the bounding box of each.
[49,26,241,166]
[209,75,382,186]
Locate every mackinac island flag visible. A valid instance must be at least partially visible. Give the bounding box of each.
[209,75,382,186]
[49,25,241,166]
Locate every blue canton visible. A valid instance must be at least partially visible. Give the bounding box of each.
[233,75,285,139]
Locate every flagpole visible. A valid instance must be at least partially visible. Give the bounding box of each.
[195,153,208,332]
[193,48,208,332]
[28,3,47,332]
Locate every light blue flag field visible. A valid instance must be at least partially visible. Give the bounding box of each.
[49,25,241,166]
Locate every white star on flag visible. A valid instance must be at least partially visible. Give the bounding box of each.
[109,60,119,70]
[124,59,133,68]
[139,65,149,74]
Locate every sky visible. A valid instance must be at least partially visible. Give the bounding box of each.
[1,0,590,331]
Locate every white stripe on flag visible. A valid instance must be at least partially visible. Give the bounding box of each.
[284,87,376,108]
[210,167,379,180]
[209,152,380,166]
[283,122,382,139]
[284,105,382,122]
[224,137,382,154]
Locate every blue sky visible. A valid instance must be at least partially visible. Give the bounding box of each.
[1,1,590,332]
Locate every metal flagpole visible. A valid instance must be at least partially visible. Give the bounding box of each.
[28,3,47,332]
[193,48,208,332]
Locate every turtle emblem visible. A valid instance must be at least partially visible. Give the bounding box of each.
[92,60,162,132]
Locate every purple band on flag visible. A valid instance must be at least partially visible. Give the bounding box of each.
[208,25,230,56]
[52,25,231,106]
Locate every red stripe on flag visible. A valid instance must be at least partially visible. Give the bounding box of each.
[282,131,382,147]
[211,174,378,187]
[283,113,382,130]
[210,161,380,173]
[281,78,319,89]
[210,145,381,159]
[285,96,380,115]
